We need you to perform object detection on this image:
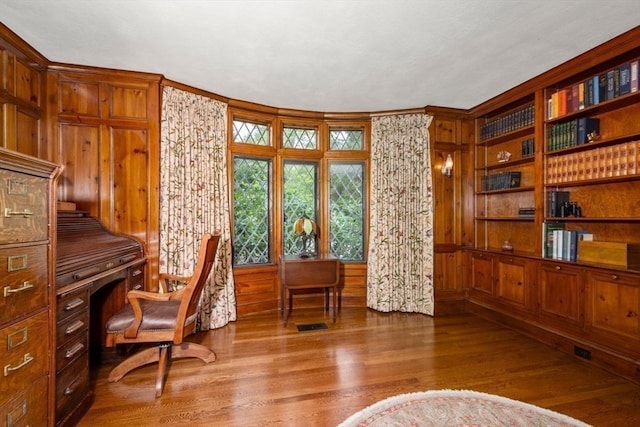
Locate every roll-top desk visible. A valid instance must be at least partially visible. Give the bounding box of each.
[0,148,61,426]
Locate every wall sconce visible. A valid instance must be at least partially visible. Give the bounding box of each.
[441,154,454,177]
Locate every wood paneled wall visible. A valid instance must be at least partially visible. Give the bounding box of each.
[46,66,162,285]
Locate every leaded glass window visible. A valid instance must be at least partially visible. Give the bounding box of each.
[282,126,317,149]
[233,157,271,265]
[283,161,318,256]
[330,129,364,150]
[233,120,270,145]
[329,162,365,260]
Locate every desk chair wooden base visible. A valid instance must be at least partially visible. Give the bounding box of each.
[108,342,216,397]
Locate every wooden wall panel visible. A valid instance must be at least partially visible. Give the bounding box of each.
[57,124,101,213]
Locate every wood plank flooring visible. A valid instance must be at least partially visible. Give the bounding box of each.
[79,308,640,426]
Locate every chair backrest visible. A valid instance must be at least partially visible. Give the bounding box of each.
[174,232,221,341]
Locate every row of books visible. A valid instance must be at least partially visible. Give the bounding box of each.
[546,140,640,184]
[521,138,534,158]
[547,117,599,152]
[480,171,522,191]
[479,104,535,141]
[542,221,593,261]
[548,58,639,119]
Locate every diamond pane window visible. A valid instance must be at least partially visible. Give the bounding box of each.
[233,120,270,145]
[233,157,271,265]
[283,127,317,149]
[329,162,365,261]
[283,161,318,256]
[330,129,364,150]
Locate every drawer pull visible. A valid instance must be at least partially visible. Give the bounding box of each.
[555,266,561,270]
[65,320,85,335]
[72,267,101,280]
[6,399,27,427]
[4,282,34,297]
[4,208,33,218]
[3,353,34,376]
[64,376,83,396]
[132,268,143,277]
[65,342,85,359]
[65,298,85,311]
[611,274,619,280]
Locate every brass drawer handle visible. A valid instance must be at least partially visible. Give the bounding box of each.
[64,298,85,311]
[132,269,143,277]
[611,274,619,280]
[4,208,33,218]
[4,282,34,297]
[65,342,85,359]
[65,320,85,335]
[3,353,34,376]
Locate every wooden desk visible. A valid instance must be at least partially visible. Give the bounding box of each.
[279,255,340,326]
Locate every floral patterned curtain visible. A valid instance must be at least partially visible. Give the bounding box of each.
[160,86,236,329]
[367,113,434,315]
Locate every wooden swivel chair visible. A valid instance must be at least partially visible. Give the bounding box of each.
[105,232,221,397]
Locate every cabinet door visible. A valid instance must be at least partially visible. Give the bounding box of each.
[586,270,640,355]
[496,255,533,312]
[538,262,585,331]
[469,252,494,299]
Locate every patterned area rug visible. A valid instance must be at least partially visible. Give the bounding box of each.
[338,390,590,427]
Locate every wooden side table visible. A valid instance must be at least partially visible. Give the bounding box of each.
[279,254,340,326]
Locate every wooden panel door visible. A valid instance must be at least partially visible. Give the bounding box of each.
[538,261,585,331]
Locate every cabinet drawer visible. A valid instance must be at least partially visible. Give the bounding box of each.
[56,332,88,373]
[56,309,88,348]
[0,311,49,396]
[0,169,48,244]
[0,374,47,427]
[57,287,89,323]
[0,245,48,324]
[55,356,89,422]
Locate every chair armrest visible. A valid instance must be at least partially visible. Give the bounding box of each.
[123,290,173,338]
[159,273,191,293]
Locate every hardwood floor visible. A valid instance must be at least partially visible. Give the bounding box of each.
[79,308,640,426]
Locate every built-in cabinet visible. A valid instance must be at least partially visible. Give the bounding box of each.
[0,148,60,425]
[468,26,640,383]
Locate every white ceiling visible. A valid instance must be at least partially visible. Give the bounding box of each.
[2,0,639,112]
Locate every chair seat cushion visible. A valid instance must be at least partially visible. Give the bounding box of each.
[105,299,181,333]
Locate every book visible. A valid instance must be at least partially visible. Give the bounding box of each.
[553,229,564,259]
[592,75,600,105]
[606,69,615,100]
[619,63,631,95]
[542,221,565,258]
[548,190,569,217]
[578,82,585,109]
[631,60,639,93]
[598,73,608,102]
[564,230,576,261]
[576,117,599,144]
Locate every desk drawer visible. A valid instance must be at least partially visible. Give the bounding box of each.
[0,169,48,244]
[0,374,47,426]
[0,311,49,396]
[55,356,89,422]
[56,332,88,373]
[57,287,89,324]
[0,245,47,324]
[56,309,88,348]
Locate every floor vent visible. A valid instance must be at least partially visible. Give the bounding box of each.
[296,323,328,332]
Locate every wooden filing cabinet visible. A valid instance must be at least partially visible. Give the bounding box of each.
[0,148,61,426]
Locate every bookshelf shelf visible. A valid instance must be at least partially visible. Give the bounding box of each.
[477,156,535,171]
[477,185,534,195]
[476,125,534,147]
[546,87,640,124]
[546,131,640,155]
[476,216,535,222]
[544,217,640,223]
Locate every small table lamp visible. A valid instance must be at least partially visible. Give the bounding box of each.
[293,214,317,258]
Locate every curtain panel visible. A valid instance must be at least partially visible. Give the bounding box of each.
[160,86,237,329]
[367,113,434,315]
